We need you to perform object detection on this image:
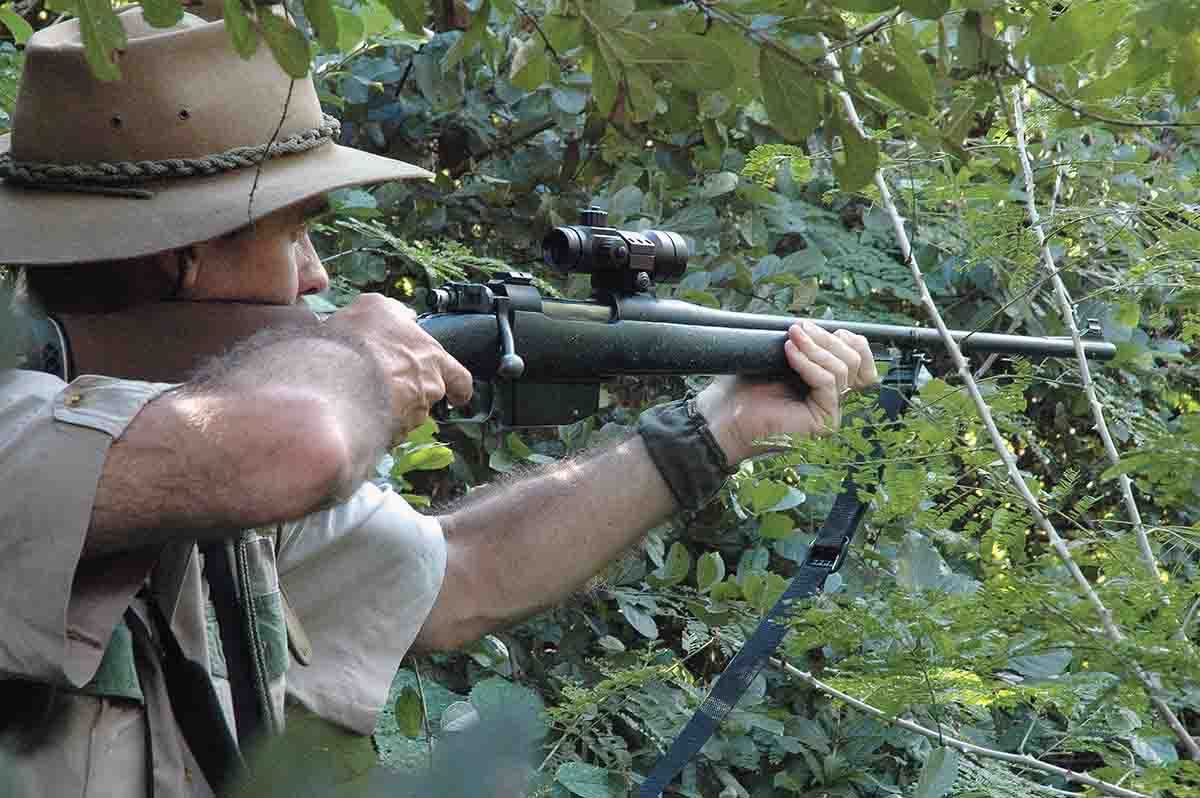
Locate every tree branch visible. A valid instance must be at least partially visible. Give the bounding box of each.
[1005,63,1200,129]
[1005,83,1199,761]
[819,26,1200,764]
[770,658,1150,798]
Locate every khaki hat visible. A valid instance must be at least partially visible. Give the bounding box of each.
[0,8,432,266]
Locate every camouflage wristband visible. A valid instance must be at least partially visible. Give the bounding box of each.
[637,398,737,512]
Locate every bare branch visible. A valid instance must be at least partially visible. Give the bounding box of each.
[771,658,1150,798]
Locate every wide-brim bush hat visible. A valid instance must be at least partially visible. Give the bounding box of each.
[0,8,432,265]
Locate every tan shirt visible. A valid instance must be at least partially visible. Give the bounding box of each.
[0,370,447,797]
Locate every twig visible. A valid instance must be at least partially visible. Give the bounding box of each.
[770,658,1149,798]
[248,74,296,227]
[515,2,564,70]
[412,659,434,766]
[1004,84,1164,590]
[321,246,397,263]
[820,26,1200,763]
[1178,595,1200,643]
[1005,63,1200,129]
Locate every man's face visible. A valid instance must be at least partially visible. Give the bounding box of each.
[186,196,331,305]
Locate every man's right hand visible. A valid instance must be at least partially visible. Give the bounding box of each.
[324,293,474,438]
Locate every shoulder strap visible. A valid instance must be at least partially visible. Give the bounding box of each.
[637,367,916,798]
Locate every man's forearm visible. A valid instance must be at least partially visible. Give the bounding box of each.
[86,332,391,558]
[420,433,679,651]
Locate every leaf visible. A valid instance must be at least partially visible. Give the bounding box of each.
[861,28,933,115]
[652,32,734,91]
[609,184,644,222]
[759,47,820,142]
[831,112,879,193]
[393,686,424,738]
[650,541,691,587]
[75,0,128,82]
[914,746,960,798]
[332,7,364,52]
[303,0,338,50]
[138,0,183,29]
[260,12,311,78]
[384,0,426,33]
[758,512,795,539]
[746,479,789,514]
[697,552,725,592]
[901,0,948,18]
[505,432,533,459]
[1173,35,1200,106]
[0,7,34,43]
[468,676,546,733]
[1018,3,1114,67]
[619,600,659,639]
[591,48,619,116]
[392,444,455,475]
[556,762,622,798]
[829,0,896,10]
[701,171,740,198]
[224,0,258,58]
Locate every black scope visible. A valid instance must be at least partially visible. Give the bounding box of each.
[542,207,689,283]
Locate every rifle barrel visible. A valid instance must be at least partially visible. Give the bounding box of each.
[612,296,1117,361]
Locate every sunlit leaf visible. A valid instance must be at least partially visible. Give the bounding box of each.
[260,11,311,78]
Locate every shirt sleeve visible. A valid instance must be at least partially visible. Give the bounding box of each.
[276,481,447,735]
[0,370,173,687]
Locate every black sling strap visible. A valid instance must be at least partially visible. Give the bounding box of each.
[638,364,916,798]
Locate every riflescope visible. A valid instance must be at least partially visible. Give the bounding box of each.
[542,207,689,286]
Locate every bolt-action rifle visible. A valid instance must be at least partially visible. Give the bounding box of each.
[39,206,1115,414]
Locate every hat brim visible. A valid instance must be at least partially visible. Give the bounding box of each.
[0,135,433,265]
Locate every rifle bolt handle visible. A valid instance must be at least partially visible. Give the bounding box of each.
[498,353,525,380]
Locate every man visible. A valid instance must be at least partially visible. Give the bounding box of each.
[0,7,877,797]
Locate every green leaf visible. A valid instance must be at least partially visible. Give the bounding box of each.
[697,552,725,592]
[543,14,583,52]
[556,762,622,798]
[652,32,734,91]
[224,0,258,58]
[590,48,618,116]
[831,113,878,193]
[760,47,820,142]
[747,479,790,514]
[1019,3,1114,67]
[505,432,533,459]
[1173,34,1200,106]
[260,12,311,78]
[75,0,128,82]
[1117,301,1142,328]
[392,444,455,476]
[303,0,338,50]
[901,0,948,18]
[0,7,34,43]
[758,512,795,540]
[914,746,960,798]
[861,28,933,115]
[585,0,634,28]
[137,0,182,28]
[393,686,424,738]
[829,0,896,10]
[650,541,691,587]
[619,600,658,639]
[384,0,426,32]
[510,36,550,90]
[332,6,364,52]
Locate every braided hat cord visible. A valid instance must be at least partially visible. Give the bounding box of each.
[0,114,341,188]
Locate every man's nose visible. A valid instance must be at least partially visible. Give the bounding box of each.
[298,234,330,296]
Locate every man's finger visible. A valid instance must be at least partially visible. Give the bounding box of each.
[784,338,839,433]
[834,329,878,388]
[441,353,474,407]
[791,323,849,395]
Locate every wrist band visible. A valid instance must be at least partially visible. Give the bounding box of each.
[637,398,738,512]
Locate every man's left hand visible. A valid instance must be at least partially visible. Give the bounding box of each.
[694,320,879,465]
